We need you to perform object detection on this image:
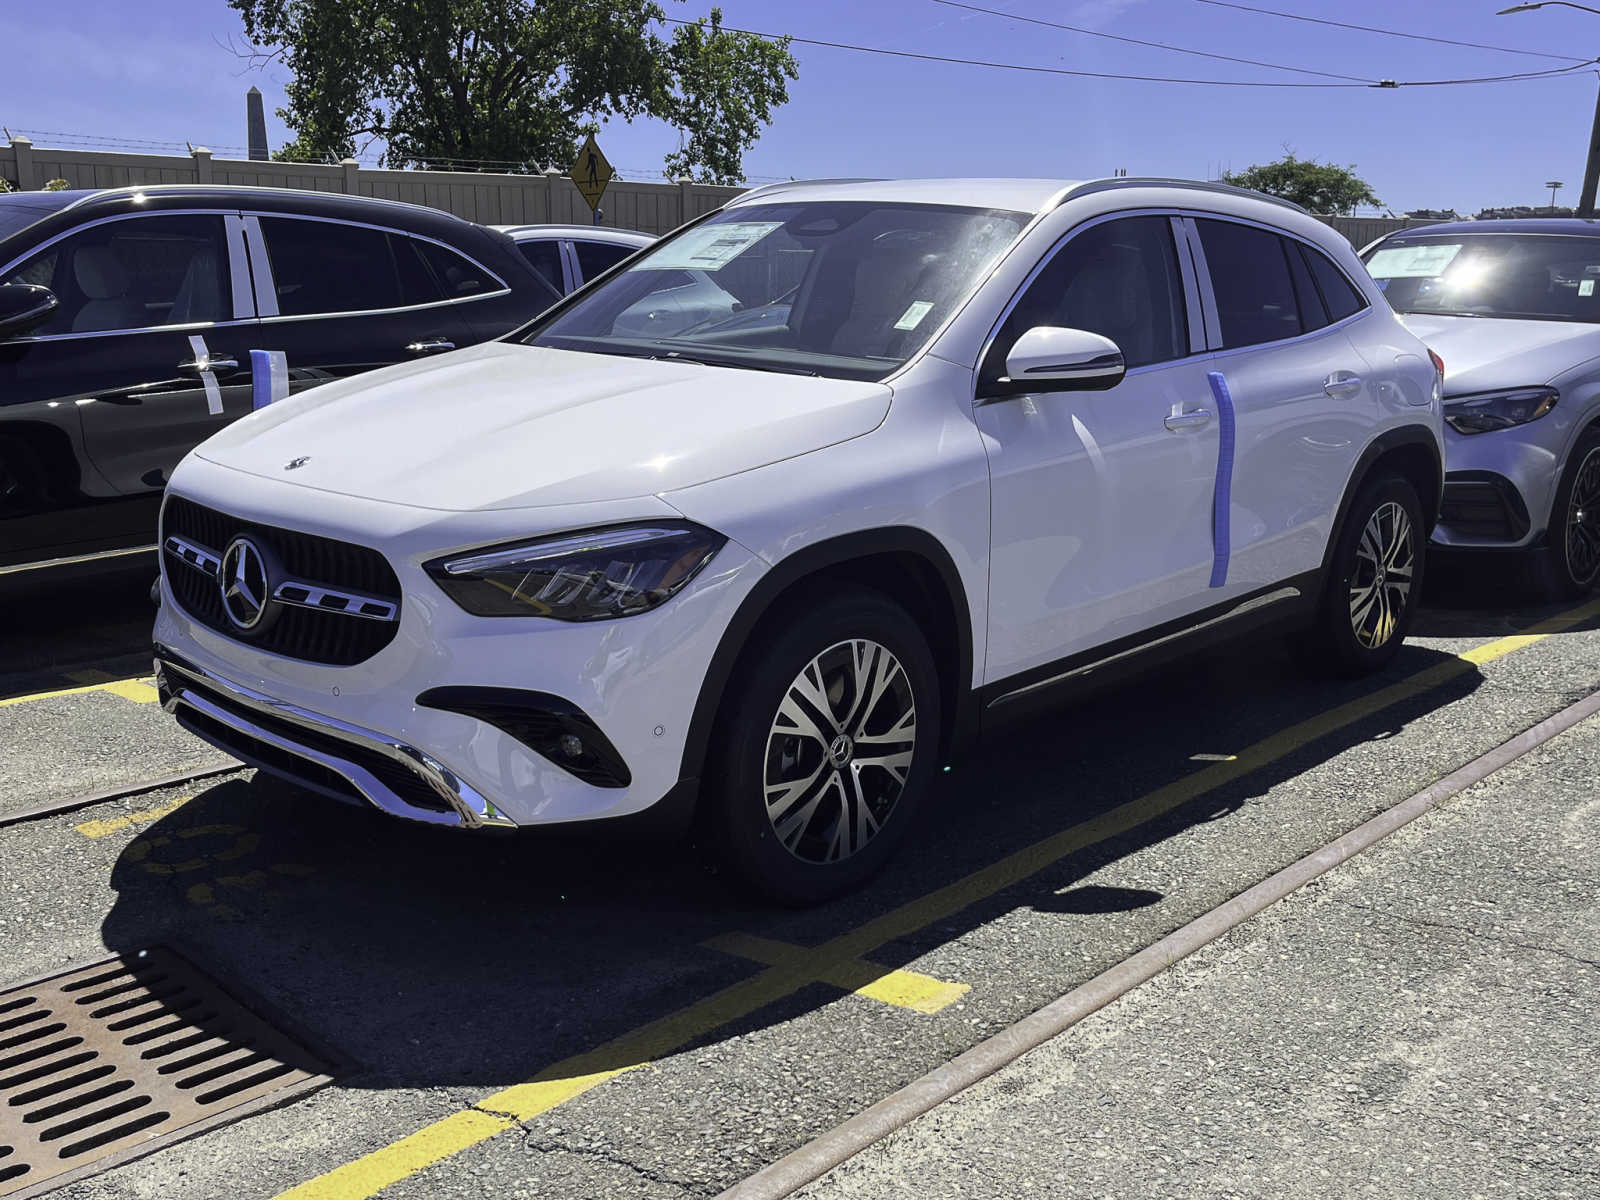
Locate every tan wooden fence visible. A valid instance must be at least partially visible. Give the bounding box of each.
[0,137,743,235]
[0,137,1447,246]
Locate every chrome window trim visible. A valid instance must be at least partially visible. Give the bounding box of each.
[971,206,1205,401]
[223,214,255,321]
[1178,215,1223,350]
[241,214,279,317]
[1185,210,1373,353]
[247,210,511,321]
[559,239,580,292]
[0,208,250,344]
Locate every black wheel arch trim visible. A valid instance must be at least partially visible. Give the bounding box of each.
[677,526,978,789]
[1319,424,1443,580]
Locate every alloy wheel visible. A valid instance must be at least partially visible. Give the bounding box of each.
[1349,500,1415,650]
[1565,448,1600,588]
[763,638,917,865]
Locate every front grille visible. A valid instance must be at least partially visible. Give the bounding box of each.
[1439,473,1531,543]
[174,672,455,816]
[161,495,402,666]
[0,948,330,1198]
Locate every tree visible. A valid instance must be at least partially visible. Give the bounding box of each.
[1221,152,1381,216]
[228,0,797,184]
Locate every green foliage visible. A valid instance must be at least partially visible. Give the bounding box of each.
[42,178,70,191]
[1221,152,1382,216]
[0,177,15,193]
[230,0,796,185]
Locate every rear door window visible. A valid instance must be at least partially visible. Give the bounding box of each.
[1303,245,1367,322]
[259,217,410,316]
[515,238,565,294]
[1,213,230,336]
[1196,219,1302,348]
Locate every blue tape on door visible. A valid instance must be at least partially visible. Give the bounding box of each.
[250,349,289,409]
[1207,371,1236,588]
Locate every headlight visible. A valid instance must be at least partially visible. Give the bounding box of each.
[426,522,725,619]
[1443,387,1558,435]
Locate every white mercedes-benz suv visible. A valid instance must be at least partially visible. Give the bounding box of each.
[154,177,1444,903]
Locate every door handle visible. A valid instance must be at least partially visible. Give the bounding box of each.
[177,356,240,377]
[1324,371,1363,399]
[1163,409,1212,432]
[406,339,456,355]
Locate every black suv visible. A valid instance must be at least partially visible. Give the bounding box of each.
[0,185,561,576]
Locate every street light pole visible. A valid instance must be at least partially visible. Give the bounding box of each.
[1501,2,1600,217]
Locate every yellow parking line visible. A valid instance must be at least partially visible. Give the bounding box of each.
[0,675,159,708]
[705,931,969,1015]
[75,794,193,839]
[274,597,1600,1200]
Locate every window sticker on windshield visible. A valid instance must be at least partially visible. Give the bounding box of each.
[1367,244,1463,279]
[894,300,935,331]
[1581,280,1595,298]
[642,222,783,272]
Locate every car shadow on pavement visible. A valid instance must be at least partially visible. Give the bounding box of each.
[93,617,1500,1097]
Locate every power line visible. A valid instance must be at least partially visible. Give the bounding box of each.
[661,16,1596,88]
[928,0,1373,82]
[1189,0,1589,64]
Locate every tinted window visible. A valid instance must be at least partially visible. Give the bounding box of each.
[1304,245,1365,322]
[1197,219,1301,348]
[985,215,1188,378]
[516,239,564,293]
[260,217,409,316]
[1,213,229,336]
[413,238,498,299]
[574,240,635,281]
[1286,242,1328,333]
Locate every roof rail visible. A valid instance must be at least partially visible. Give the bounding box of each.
[1053,177,1310,216]
[729,178,885,204]
[63,182,447,218]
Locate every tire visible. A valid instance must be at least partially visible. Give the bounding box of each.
[1536,431,1600,599]
[703,587,942,906]
[1300,473,1425,677]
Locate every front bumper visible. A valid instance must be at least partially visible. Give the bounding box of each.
[157,651,514,828]
[152,468,768,829]
[1430,424,1562,550]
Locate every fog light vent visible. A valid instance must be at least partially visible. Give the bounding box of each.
[416,687,632,788]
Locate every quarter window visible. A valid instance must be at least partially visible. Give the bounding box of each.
[574,240,635,281]
[984,215,1189,382]
[412,238,498,299]
[1196,219,1302,348]
[1303,244,1366,322]
[1,214,229,336]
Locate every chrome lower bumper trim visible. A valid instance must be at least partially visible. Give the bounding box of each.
[155,653,515,830]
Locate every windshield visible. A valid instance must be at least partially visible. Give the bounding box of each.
[522,200,1030,380]
[0,192,84,246]
[1364,232,1600,323]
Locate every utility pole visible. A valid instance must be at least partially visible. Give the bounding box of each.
[1548,179,1566,207]
[1501,3,1600,217]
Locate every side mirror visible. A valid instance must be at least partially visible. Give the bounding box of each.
[991,326,1126,396]
[0,284,59,339]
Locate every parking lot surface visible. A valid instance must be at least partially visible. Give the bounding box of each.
[3,566,1598,1199]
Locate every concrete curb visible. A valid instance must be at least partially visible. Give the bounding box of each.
[716,685,1600,1200]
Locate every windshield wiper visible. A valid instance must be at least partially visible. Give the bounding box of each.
[657,350,819,377]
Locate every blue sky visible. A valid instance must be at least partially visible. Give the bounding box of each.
[6,0,1600,213]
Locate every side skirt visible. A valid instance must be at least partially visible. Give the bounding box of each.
[975,573,1321,728]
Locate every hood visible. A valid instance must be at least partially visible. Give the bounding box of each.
[1399,313,1600,394]
[194,342,892,510]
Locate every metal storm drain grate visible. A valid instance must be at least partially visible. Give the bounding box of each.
[0,947,333,1198]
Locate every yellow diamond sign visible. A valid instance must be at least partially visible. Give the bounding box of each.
[570,134,614,212]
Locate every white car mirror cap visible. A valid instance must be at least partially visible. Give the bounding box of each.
[1004,326,1126,392]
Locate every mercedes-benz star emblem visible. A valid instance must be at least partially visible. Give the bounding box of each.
[219,536,270,631]
[284,456,311,471]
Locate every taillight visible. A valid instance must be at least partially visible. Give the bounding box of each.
[1428,348,1445,376]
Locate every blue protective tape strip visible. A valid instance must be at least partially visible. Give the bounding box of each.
[251,348,272,410]
[1207,370,1236,588]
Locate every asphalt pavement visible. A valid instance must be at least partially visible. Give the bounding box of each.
[0,564,1597,1199]
[799,710,1600,1200]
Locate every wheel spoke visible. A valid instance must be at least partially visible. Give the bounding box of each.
[1349,581,1378,631]
[774,770,841,852]
[765,757,828,821]
[853,747,914,786]
[774,669,838,750]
